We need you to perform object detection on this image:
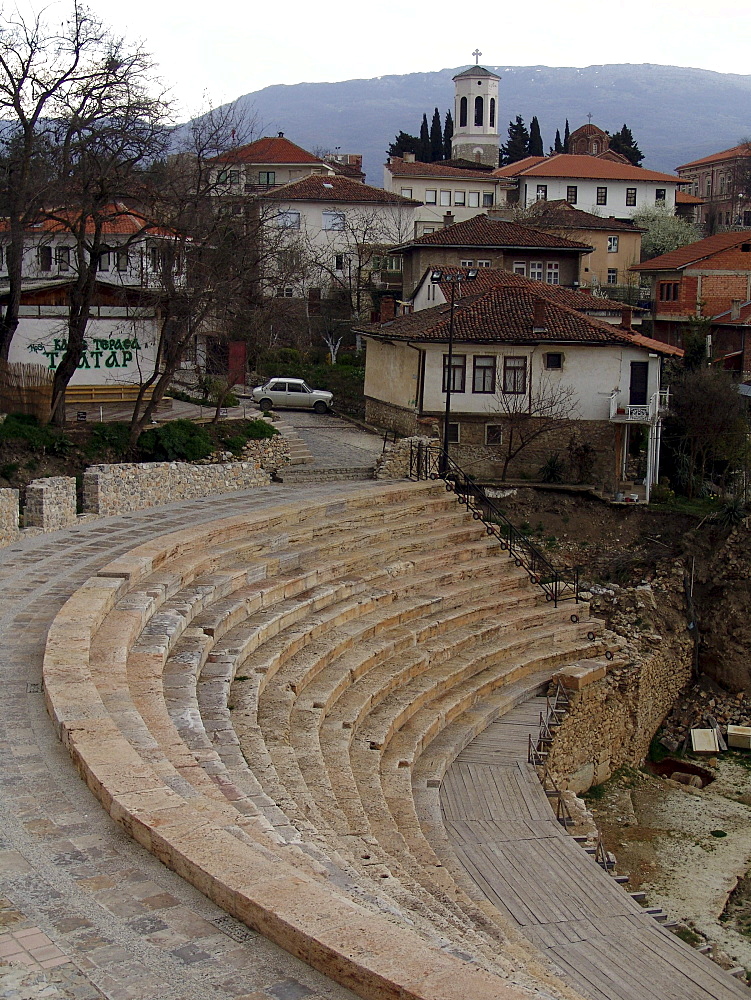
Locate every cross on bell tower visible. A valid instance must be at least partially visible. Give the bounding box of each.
[472,49,482,64]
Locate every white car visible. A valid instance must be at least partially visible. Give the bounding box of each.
[251,377,333,414]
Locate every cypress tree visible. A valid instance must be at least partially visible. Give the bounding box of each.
[387,131,420,159]
[443,109,454,160]
[608,124,644,166]
[553,129,563,154]
[500,116,530,165]
[418,113,430,162]
[430,107,443,161]
[563,119,570,152]
[529,116,543,156]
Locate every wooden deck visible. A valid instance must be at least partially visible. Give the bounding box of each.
[441,697,748,1000]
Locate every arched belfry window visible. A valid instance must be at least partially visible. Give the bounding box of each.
[459,96,467,128]
[489,98,495,129]
[474,96,484,127]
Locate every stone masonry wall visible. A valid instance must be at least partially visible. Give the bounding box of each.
[0,488,19,545]
[549,570,693,793]
[376,436,438,480]
[24,477,77,531]
[84,460,268,516]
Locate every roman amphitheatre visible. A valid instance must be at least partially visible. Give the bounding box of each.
[1,430,748,1000]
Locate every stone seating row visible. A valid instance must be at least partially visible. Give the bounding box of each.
[44,480,603,1000]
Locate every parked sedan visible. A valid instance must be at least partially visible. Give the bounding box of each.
[251,378,333,414]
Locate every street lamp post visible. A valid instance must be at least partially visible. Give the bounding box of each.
[431,268,477,474]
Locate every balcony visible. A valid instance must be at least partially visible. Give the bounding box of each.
[609,389,669,424]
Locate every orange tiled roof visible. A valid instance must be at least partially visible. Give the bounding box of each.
[386,157,502,181]
[713,301,751,325]
[416,266,644,313]
[7,203,175,238]
[675,190,704,204]
[630,232,751,271]
[358,284,681,355]
[260,174,420,205]
[677,144,751,171]
[211,135,325,165]
[398,214,592,252]
[494,153,683,184]
[523,199,642,232]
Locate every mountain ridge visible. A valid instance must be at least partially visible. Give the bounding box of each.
[205,64,751,186]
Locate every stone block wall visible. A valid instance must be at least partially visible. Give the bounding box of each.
[0,488,19,544]
[83,459,272,516]
[549,635,693,794]
[24,477,77,531]
[376,436,438,480]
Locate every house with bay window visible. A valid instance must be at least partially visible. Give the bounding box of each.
[357,275,681,497]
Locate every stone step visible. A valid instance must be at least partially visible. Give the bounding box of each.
[277,466,376,483]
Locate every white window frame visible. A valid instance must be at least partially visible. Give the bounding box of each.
[512,262,526,275]
[607,235,619,253]
[460,259,474,268]
[607,268,618,285]
[529,261,543,281]
[277,210,301,229]
[322,211,345,231]
[477,259,491,268]
[546,261,559,285]
[400,187,412,199]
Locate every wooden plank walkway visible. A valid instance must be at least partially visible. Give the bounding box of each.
[441,697,748,1000]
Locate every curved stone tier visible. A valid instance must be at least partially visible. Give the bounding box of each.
[43,480,606,1000]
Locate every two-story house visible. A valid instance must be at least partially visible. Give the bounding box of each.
[384,155,513,237]
[495,154,685,219]
[390,214,592,297]
[260,174,419,318]
[357,277,680,496]
[631,232,751,373]
[209,133,335,199]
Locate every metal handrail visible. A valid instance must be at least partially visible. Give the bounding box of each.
[409,441,580,606]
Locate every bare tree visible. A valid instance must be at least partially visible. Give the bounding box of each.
[491,369,578,480]
[0,2,168,385]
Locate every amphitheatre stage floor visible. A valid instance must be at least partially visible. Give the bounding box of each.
[0,479,747,1000]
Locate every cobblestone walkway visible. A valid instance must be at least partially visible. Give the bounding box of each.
[0,484,368,1000]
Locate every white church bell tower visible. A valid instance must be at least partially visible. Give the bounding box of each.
[451,53,500,168]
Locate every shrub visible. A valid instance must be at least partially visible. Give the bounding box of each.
[0,461,19,480]
[0,413,72,455]
[539,454,566,483]
[137,419,213,462]
[713,497,748,528]
[88,422,131,457]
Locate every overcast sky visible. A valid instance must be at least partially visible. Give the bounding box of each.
[11,0,751,120]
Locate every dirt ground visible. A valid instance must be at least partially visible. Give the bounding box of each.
[586,757,751,970]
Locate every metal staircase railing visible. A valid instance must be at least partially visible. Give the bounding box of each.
[409,441,580,606]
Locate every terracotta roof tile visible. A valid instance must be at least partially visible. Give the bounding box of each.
[358,283,680,355]
[399,214,592,251]
[211,136,324,165]
[675,190,704,204]
[524,199,642,232]
[494,153,683,184]
[677,144,751,170]
[419,266,644,313]
[14,203,175,238]
[713,300,751,325]
[630,232,751,271]
[386,157,503,181]
[260,174,420,205]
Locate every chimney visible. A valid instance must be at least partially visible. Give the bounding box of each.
[278,131,284,138]
[731,299,742,321]
[380,297,396,322]
[620,306,633,329]
[579,286,592,296]
[533,300,547,330]
[443,211,454,229]
[403,152,416,163]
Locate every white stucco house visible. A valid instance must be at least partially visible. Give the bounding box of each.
[495,154,686,219]
[259,174,420,316]
[357,275,682,496]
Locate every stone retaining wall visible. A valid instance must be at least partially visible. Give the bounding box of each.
[0,488,19,544]
[548,589,693,793]
[376,436,437,479]
[83,458,272,515]
[24,477,77,531]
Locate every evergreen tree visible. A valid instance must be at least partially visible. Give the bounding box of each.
[608,124,644,166]
[500,116,530,165]
[418,113,430,162]
[529,116,543,156]
[429,107,443,162]
[553,129,563,154]
[443,109,453,161]
[563,119,570,152]
[387,131,420,159]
